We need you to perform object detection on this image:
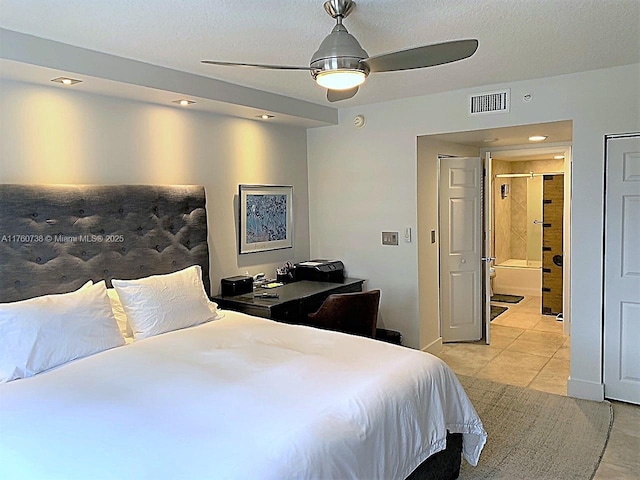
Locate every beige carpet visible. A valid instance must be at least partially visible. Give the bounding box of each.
[457,375,612,480]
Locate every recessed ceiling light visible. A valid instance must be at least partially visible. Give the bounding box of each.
[528,135,548,142]
[554,155,565,159]
[257,114,275,120]
[51,77,82,86]
[172,99,195,106]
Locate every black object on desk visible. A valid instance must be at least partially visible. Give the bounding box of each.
[295,260,344,282]
[254,292,279,299]
[213,278,365,325]
[220,275,253,296]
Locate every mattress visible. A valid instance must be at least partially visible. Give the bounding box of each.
[0,311,486,479]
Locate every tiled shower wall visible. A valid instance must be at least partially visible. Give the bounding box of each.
[510,175,528,260]
[493,160,512,264]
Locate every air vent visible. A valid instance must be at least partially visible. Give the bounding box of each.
[469,89,510,115]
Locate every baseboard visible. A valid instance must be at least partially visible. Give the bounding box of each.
[422,337,443,355]
[567,377,605,402]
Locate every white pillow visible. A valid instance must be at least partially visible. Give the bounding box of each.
[106,290,220,344]
[107,288,134,340]
[108,288,214,341]
[0,281,125,383]
[112,265,214,340]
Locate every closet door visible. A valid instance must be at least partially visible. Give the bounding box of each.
[604,134,640,404]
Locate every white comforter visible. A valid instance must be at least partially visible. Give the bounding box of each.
[0,311,486,480]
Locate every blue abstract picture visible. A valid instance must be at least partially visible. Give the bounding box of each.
[246,194,288,243]
[239,185,293,254]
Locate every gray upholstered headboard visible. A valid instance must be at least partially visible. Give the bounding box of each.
[0,184,210,303]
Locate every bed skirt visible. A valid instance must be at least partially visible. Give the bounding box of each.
[407,432,463,480]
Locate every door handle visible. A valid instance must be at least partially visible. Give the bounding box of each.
[481,257,496,262]
[533,220,543,225]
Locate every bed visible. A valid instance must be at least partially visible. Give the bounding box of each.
[0,184,486,480]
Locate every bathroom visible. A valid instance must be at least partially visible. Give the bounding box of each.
[490,151,567,317]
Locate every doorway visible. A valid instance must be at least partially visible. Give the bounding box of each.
[417,120,573,395]
[487,146,571,332]
[490,151,566,316]
[437,146,571,343]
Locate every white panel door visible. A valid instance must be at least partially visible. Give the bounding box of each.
[604,135,640,404]
[440,157,482,342]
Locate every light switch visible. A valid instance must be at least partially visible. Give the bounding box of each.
[382,231,399,246]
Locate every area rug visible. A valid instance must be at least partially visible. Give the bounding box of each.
[457,375,612,480]
[490,294,524,304]
[490,305,508,321]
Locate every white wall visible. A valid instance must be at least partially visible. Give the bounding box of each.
[0,79,311,293]
[307,64,640,400]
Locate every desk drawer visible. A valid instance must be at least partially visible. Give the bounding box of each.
[270,301,301,323]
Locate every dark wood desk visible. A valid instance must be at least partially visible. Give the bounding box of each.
[212,278,365,324]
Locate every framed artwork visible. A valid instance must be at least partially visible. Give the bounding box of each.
[239,184,293,254]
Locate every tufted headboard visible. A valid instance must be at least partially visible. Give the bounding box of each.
[0,184,210,303]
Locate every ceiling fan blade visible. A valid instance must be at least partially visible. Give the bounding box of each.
[327,86,359,102]
[201,60,312,71]
[362,39,478,73]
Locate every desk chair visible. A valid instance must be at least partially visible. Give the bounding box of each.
[307,289,380,338]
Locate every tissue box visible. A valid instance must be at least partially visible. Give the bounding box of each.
[220,275,253,296]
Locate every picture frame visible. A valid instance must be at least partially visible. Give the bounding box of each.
[239,184,294,254]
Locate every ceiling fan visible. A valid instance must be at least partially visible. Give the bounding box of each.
[202,0,478,103]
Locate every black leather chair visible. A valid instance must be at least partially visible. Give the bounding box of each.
[307,290,380,338]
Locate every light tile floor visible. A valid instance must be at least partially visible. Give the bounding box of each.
[436,295,569,395]
[434,295,640,478]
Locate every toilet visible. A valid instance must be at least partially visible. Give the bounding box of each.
[489,267,496,297]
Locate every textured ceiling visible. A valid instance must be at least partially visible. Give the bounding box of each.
[1,0,639,107]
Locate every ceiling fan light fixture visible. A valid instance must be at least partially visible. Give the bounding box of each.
[315,69,366,90]
[201,0,479,103]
